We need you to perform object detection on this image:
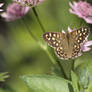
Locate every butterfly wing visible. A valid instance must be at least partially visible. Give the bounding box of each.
[43,32,69,60]
[43,32,65,48]
[69,27,90,58]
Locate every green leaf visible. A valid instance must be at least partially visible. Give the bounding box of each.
[0,72,9,82]
[80,68,90,89]
[71,71,79,92]
[21,74,71,92]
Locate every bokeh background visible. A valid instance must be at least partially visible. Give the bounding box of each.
[0,0,92,92]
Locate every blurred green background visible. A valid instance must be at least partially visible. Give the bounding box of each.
[0,0,92,92]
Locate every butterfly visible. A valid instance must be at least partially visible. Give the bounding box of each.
[43,27,90,60]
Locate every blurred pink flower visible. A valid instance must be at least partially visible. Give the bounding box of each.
[0,3,4,11]
[14,0,44,7]
[69,1,92,24]
[1,2,30,21]
[68,27,92,57]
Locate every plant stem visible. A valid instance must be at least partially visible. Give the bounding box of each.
[22,14,67,80]
[32,7,45,33]
[44,48,56,64]
[71,59,75,71]
[43,48,68,79]
[22,18,56,64]
[57,60,68,79]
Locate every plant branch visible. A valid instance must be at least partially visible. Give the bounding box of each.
[57,60,69,79]
[32,7,45,33]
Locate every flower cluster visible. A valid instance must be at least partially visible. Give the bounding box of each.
[15,0,44,7]
[1,0,44,21]
[1,2,30,21]
[69,1,92,24]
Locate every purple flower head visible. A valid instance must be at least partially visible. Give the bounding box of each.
[0,3,4,11]
[1,2,30,21]
[69,1,92,24]
[14,0,44,7]
[67,27,92,58]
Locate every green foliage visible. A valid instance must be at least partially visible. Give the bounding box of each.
[80,68,90,89]
[0,72,9,82]
[71,71,79,92]
[21,75,71,92]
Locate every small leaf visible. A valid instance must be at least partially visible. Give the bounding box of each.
[21,74,71,92]
[0,72,9,82]
[71,71,80,92]
[80,68,90,89]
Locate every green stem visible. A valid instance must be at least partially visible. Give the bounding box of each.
[57,60,68,79]
[72,59,75,71]
[44,49,56,64]
[22,18,56,64]
[22,14,68,80]
[42,46,68,79]
[32,7,46,33]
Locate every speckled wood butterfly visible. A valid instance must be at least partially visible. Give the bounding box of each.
[43,27,90,60]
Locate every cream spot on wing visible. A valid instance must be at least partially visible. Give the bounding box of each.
[79,37,82,40]
[74,45,77,48]
[53,34,56,37]
[78,40,80,43]
[53,41,56,44]
[78,30,81,33]
[83,32,86,35]
[60,47,63,50]
[48,38,50,40]
[79,33,82,36]
[52,37,55,40]
[49,33,52,37]
[56,43,59,46]
[56,48,59,51]
[85,28,87,31]
[45,34,48,38]
[77,45,80,49]
[82,28,84,32]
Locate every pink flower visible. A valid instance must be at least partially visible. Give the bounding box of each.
[68,27,92,58]
[0,3,4,11]
[14,0,44,7]
[69,1,92,24]
[1,2,30,21]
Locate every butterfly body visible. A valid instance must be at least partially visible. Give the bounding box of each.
[43,27,90,60]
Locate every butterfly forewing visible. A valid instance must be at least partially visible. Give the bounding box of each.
[43,32,65,48]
